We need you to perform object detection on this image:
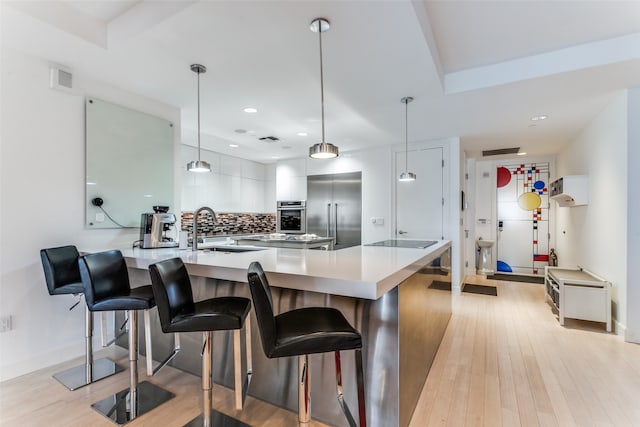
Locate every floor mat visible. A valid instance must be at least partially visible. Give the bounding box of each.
[428,280,452,291]
[487,273,544,284]
[463,284,498,296]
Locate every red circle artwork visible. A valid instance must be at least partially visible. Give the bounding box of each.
[497,167,511,188]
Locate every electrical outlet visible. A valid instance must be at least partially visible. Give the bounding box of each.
[0,315,12,333]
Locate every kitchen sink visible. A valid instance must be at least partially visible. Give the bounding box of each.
[365,239,437,249]
[203,246,266,253]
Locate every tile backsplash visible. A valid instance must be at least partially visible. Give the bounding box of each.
[181,211,276,238]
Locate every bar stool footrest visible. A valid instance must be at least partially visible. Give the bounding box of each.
[53,357,123,391]
[184,410,252,427]
[90,380,175,425]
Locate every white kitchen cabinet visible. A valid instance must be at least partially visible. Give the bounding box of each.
[545,266,611,331]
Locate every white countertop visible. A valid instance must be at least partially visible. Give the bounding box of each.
[86,241,451,300]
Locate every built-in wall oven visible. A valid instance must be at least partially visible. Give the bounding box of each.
[276,201,306,234]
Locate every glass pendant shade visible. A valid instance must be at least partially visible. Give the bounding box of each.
[308,18,338,159]
[399,96,415,181]
[187,63,211,173]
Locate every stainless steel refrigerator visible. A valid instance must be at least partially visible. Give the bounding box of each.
[306,171,362,250]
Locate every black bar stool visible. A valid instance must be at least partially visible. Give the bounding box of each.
[246,262,367,427]
[149,257,252,427]
[79,249,174,425]
[40,245,124,390]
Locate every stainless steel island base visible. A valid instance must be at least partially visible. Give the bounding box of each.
[123,248,451,427]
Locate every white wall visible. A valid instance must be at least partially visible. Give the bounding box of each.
[626,87,640,342]
[555,92,629,336]
[0,49,181,380]
[180,145,272,213]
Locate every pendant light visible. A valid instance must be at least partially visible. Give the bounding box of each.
[399,96,416,181]
[309,18,339,159]
[186,64,211,173]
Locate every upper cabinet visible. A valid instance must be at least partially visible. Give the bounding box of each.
[550,175,588,207]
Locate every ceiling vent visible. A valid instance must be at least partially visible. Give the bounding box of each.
[50,67,73,91]
[482,147,520,157]
[258,136,280,142]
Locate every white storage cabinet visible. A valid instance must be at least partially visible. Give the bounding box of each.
[545,266,611,332]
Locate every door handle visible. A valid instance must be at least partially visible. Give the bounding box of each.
[327,203,331,237]
[398,230,408,235]
[334,203,338,243]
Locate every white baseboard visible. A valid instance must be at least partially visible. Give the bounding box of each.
[623,326,640,344]
[0,335,114,382]
[0,341,84,382]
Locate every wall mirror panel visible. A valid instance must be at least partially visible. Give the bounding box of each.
[86,98,174,228]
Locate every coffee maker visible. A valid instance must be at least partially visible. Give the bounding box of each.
[140,207,179,248]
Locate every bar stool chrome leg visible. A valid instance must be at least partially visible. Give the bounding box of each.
[335,350,367,427]
[53,304,124,390]
[144,309,182,377]
[299,354,311,425]
[234,320,253,410]
[90,309,175,425]
[184,331,251,427]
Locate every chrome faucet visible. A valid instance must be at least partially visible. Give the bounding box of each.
[192,206,217,251]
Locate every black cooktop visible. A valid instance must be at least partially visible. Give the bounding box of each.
[365,239,437,249]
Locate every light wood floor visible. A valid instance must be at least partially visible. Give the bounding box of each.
[2,276,640,426]
[409,275,640,427]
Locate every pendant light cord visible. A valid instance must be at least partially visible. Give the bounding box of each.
[318,25,326,144]
[405,99,409,172]
[197,68,201,161]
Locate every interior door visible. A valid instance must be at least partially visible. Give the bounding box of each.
[496,162,550,275]
[395,147,443,239]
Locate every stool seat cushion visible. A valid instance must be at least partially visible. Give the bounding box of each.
[80,250,157,312]
[149,258,251,334]
[40,245,84,295]
[50,281,84,295]
[271,307,362,358]
[88,285,156,312]
[163,296,251,333]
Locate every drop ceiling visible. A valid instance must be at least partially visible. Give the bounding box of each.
[2,0,639,163]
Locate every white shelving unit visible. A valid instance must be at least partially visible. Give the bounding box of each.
[545,266,611,331]
[549,175,588,207]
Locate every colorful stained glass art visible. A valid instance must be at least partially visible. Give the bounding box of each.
[497,167,511,188]
[518,192,542,210]
[496,162,550,275]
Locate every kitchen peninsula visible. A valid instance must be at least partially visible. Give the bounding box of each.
[98,240,452,427]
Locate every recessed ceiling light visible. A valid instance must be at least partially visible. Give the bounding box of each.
[243,107,257,113]
[234,129,247,134]
[517,152,527,156]
[297,132,308,137]
[282,146,292,150]
[531,115,548,121]
[229,144,239,148]
[271,156,279,159]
